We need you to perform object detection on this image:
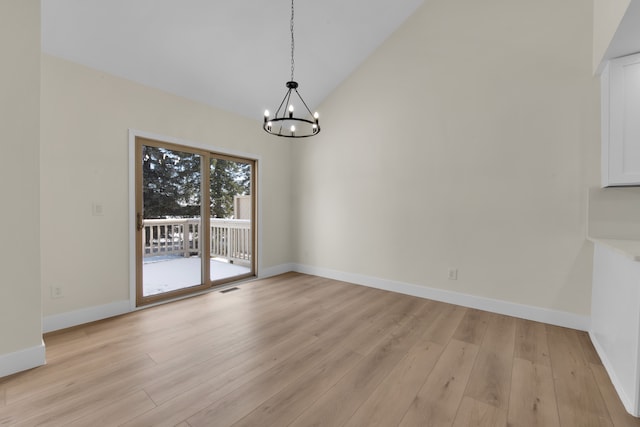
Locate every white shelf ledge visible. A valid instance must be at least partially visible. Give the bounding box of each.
[588,237,640,262]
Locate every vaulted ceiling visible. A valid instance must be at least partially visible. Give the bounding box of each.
[42,0,425,120]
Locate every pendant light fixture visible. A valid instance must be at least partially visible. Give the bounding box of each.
[263,0,320,138]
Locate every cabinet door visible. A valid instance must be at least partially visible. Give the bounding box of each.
[603,53,640,186]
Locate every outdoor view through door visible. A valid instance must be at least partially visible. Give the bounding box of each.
[135,137,256,306]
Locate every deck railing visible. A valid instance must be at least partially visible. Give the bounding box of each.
[142,218,251,265]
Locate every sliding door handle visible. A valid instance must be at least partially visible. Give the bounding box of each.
[137,213,144,231]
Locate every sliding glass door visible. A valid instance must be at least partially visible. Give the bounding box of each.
[209,155,254,284]
[135,137,256,306]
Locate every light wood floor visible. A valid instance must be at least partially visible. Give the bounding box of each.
[1,272,639,427]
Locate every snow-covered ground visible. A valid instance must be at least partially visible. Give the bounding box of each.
[143,256,250,296]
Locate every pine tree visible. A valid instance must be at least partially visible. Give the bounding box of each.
[142,146,250,219]
[209,158,251,218]
[142,146,201,218]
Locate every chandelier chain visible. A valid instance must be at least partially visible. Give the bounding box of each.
[263,0,320,138]
[290,0,295,81]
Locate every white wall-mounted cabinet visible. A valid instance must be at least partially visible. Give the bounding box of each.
[601,52,640,187]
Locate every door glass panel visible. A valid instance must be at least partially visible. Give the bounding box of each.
[141,145,203,296]
[209,157,253,282]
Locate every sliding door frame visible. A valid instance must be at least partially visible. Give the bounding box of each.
[207,151,257,287]
[129,130,259,309]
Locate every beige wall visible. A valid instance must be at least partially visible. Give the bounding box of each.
[593,0,631,73]
[588,187,640,239]
[24,0,622,327]
[0,1,42,354]
[40,55,292,316]
[292,0,600,315]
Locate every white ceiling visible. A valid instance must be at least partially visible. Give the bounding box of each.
[42,0,424,120]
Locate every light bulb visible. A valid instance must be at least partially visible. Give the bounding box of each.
[314,112,319,119]
[288,105,294,118]
[264,109,270,117]
[290,125,296,135]
[267,121,272,131]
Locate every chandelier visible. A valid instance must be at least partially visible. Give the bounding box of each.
[263,0,320,138]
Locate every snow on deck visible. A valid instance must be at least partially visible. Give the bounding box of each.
[143,256,250,296]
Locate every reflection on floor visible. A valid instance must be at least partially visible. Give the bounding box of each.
[143,256,251,296]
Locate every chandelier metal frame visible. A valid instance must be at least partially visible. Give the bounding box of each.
[263,0,320,138]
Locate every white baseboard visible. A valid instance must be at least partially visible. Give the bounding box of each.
[589,331,638,417]
[41,263,590,334]
[292,263,590,331]
[259,263,296,279]
[43,300,131,333]
[0,340,46,378]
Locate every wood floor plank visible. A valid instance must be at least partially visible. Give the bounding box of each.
[8,284,320,418]
[44,318,193,368]
[144,287,332,367]
[507,357,560,427]
[122,333,326,427]
[464,314,516,410]
[66,390,156,427]
[1,354,158,426]
[452,396,507,427]
[143,329,318,405]
[453,308,491,345]
[590,363,640,427]
[230,346,362,427]
[578,331,603,365]
[300,287,399,340]
[41,328,89,362]
[340,294,428,356]
[0,273,636,427]
[5,348,158,406]
[143,287,331,365]
[344,338,444,427]
[185,341,356,426]
[546,325,612,426]
[299,277,372,314]
[514,318,551,367]
[421,304,467,345]
[125,295,379,427]
[287,307,433,427]
[398,339,480,427]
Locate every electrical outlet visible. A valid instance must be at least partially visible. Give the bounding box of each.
[92,202,104,216]
[51,287,64,298]
[448,269,458,280]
